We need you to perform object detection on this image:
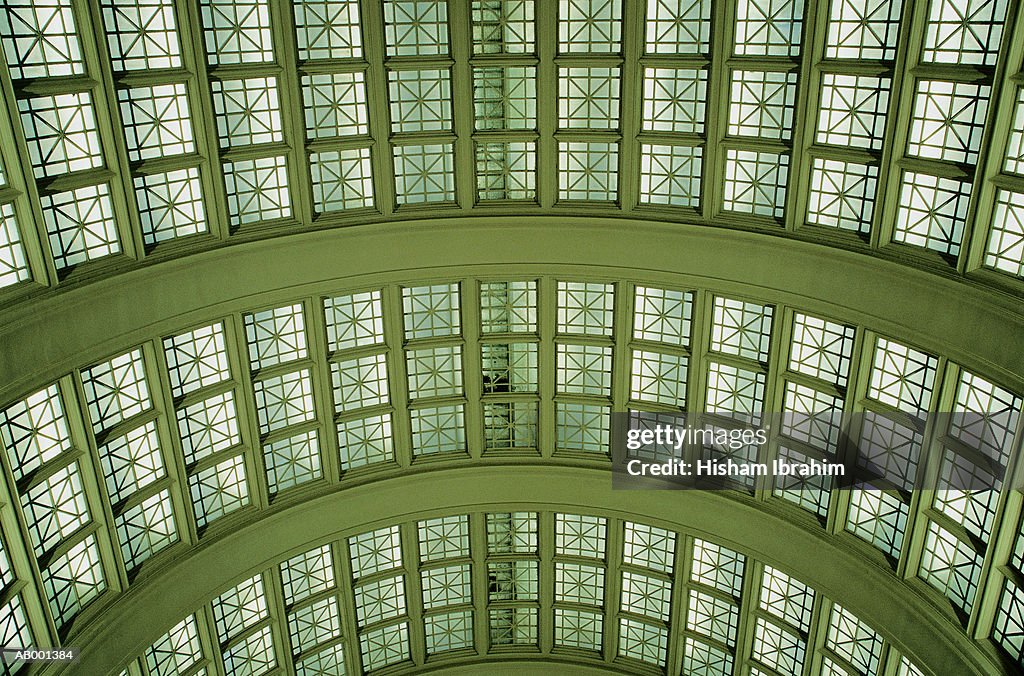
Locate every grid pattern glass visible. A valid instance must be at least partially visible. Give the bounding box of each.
[473,66,536,130]
[907,80,990,165]
[824,0,902,60]
[807,158,878,233]
[559,68,621,131]
[645,0,712,54]
[0,0,84,79]
[471,0,535,54]
[481,281,536,334]
[894,172,969,256]
[394,144,455,205]
[388,69,453,133]
[633,286,692,347]
[734,0,803,56]
[99,0,182,70]
[134,169,207,245]
[867,338,937,417]
[560,0,622,53]
[710,297,773,362]
[559,142,619,202]
[723,150,789,219]
[294,0,362,60]
[411,405,465,456]
[729,70,797,140]
[384,0,449,57]
[211,77,283,148]
[20,93,102,179]
[333,354,389,412]
[81,349,151,433]
[640,145,702,207]
[41,184,120,271]
[339,413,394,470]
[188,455,250,527]
[556,402,609,453]
[984,189,1024,277]
[919,521,982,614]
[403,284,460,338]
[0,384,71,482]
[200,0,274,65]
[817,74,890,151]
[557,281,614,335]
[476,141,536,201]
[921,0,1007,66]
[303,73,369,139]
[223,156,292,226]
[264,430,321,494]
[325,290,384,351]
[789,313,854,387]
[164,323,230,399]
[311,148,375,213]
[643,68,707,133]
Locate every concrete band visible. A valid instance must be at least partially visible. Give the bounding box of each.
[2,218,1021,406]
[67,467,993,675]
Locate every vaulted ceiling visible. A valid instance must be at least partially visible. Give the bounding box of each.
[0,1,1022,676]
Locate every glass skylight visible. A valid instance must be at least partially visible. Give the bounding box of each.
[0,0,1015,283]
[0,2,1021,672]
[119,508,943,675]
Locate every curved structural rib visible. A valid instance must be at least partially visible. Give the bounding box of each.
[0,221,1017,676]
[69,468,992,676]
[2,219,1021,402]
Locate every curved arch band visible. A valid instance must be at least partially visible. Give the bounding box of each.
[2,219,1021,404]
[71,467,991,675]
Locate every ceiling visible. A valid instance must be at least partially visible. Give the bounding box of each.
[1,266,1021,675]
[0,0,1022,675]
[0,0,1020,296]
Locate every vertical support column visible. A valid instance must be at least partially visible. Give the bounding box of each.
[470,511,490,655]
[537,276,557,459]
[462,278,485,458]
[174,0,233,240]
[868,0,931,251]
[664,535,693,674]
[225,312,271,514]
[449,0,477,210]
[263,558,298,676]
[961,0,1024,277]
[382,284,413,468]
[0,56,52,289]
[399,521,426,666]
[617,0,644,211]
[361,0,397,216]
[781,0,823,233]
[75,0,144,261]
[148,332,201,547]
[731,558,761,674]
[268,0,313,229]
[535,0,558,208]
[305,291,342,486]
[538,509,555,655]
[332,535,365,676]
[601,517,624,664]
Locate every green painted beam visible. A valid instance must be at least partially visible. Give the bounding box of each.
[1,218,1020,408]
[60,465,998,676]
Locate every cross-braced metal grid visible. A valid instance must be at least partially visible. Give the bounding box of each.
[0,276,1021,675]
[110,509,930,676]
[0,0,1021,291]
[0,1,1021,675]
